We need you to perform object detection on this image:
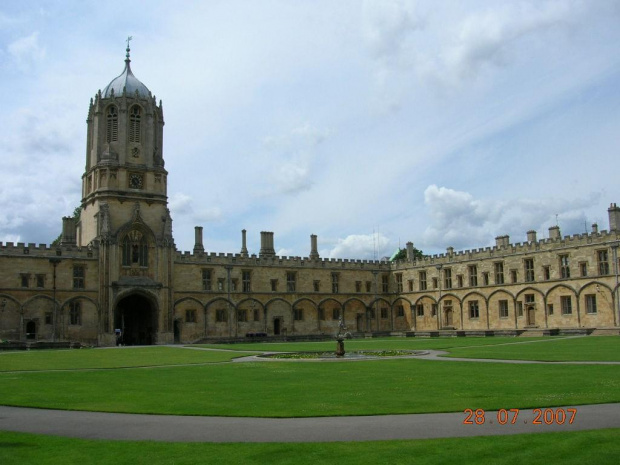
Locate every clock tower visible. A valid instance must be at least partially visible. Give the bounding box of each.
[79,40,175,345]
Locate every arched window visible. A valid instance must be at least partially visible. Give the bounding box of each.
[122,230,148,267]
[129,105,141,143]
[106,106,118,142]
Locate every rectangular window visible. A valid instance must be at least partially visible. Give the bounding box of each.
[432,277,438,289]
[457,274,463,288]
[579,262,587,277]
[253,308,260,322]
[185,309,196,323]
[517,301,523,317]
[469,300,480,319]
[431,304,437,316]
[294,308,303,321]
[355,281,362,292]
[499,300,508,318]
[331,273,339,293]
[242,271,251,292]
[20,274,29,288]
[380,307,388,319]
[217,278,225,291]
[444,268,452,289]
[45,312,53,325]
[524,259,534,282]
[332,308,340,320]
[510,270,518,284]
[543,266,551,281]
[237,309,248,322]
[69,302,81,325]
[202,269,212,290]
[216,309,227,322]
[408,279,413,292]
[468,265,478,287]
[73,265,85,289]
[561,296,572,315]
[369,308,376,319]
[381,275,389,293]
[396,305,404,317]
[547,304,554,316]
[36,274,45,288]
[396,273,403,293]
[365,281,372,292]
[313,280,320,292]
[416,304,424,317]
[271,279,278,292]
[483,272,489,286]
[231,279,238,291]
[494,262,504,285]
[585,294,597,314]
[318,307,325,320]
[286,272,296,292]
[598,250,610,275]
[559,255,570,279]
[419,271,427,291]
[525,294,535,304]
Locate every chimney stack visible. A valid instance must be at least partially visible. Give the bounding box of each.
[608,203,620,231]
[259,231,275,257]
[527,230,537,243]
[61,217,77,246]
[240,229,249,257]
[309,234,320,260]
[406,242,415,261]
[193,226,204,254]
[548,226,561,240]
[591,223,599,234]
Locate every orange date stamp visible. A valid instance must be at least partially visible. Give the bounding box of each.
[463,408,577,425]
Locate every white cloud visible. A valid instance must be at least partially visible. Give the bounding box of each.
[8,31,46,65]
[328,233,391,260]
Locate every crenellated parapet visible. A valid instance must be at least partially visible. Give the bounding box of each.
[0,242,97,259]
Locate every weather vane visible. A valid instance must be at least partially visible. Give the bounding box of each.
[126,36,133,60]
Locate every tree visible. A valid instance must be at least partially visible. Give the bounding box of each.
[392,246,424,261]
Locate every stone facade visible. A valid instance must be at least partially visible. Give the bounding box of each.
[1,51,619,346]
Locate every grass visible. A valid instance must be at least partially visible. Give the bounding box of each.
[0,357,618,416]
[1,429,619,465]
[443,336,620,362]
[0,346,256,371]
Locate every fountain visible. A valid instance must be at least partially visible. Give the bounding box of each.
[335,318,351,357]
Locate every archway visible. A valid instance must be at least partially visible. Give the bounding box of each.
[115,294,157,345]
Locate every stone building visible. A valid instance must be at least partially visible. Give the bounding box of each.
[1,49,619,346]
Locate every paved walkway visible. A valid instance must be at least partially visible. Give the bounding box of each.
[1,404,619,442]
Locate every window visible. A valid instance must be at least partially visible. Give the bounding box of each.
[318,307,325,320]
[36,274,45,288]
[106,105,118,142]
[579,262,588,277]
[271,279,278,292]
[216,309,227,322]
[525,294,535,304]
[419,271,427,291]
[185,309,196,323]
[547,304,554,315]
[482,272,489,286]
[444,268,452,289]
[585,294,597,314]
[494,262,504,285]
[431,304,437,317]
[369,308,376,319]
[69,302,81,325]
[237,309,248,322]
[510,270,518,284]
[313,280,320,292]
[559,255,570,279]
[469,301,480,319]
[286,272,296,292]
[20,274,29,288]
[432,278,438,289]
[468,265,478,287]
[396,273,403,292]
[499,300,509,318]
[396,305,404,317]
[331,273,339,293]
[416,304,424,317]
[365,281,371,292]
[524,259,534,282]
[122,231,148,267]
[408,279,413,292]
[598,250,609,275]
[332,308,340,320]
[242,271,251,292]
[457,274,463,288]
[355,281,362,292]
[517,302,523,317]
[129,105,141,143]
[381,275,389,293]
[543,266,551,281]
[231,279,238,292]
[73,266,85,289]
[253,309,260,321]
[202,270,212,290]
[294,308,303,321]
[45,312,53,325]
[561,296,572,315]
[380,307,388,319]
[217,278,225,291]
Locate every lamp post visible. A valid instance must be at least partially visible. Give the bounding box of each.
[49,258,61,343]
[435,264,443,330]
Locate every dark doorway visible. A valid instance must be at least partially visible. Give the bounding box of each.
[444,309,453,327]
[356,314,364,332]
[115,294,157,345]
[273,318,281,335]
[527,306,536,326]
[26,321,36,340]
[173,319,181,344]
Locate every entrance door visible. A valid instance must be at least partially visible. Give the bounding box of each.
[115,294,157,345]
[273,318,281,335]
[173,319,181,344]
[356,314,363,332]
[444,309,453,327]
[527,307,535,326]
[26,321,36,340]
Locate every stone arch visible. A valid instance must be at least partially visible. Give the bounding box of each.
[578,281,615,327]
[488,289,516,329]
[461,291,488,330]
[368,297,391,332]
[61,295,99,343]
[342,297,367,332]
[291,298,318,335]
[545,284,579,328]
[412,295,437,331]
[0,294,23,341]
[391,297,412,330]
[236,298,267,337]
[113,289,159,345]
[265,298,292,336]
[205,297,236,338]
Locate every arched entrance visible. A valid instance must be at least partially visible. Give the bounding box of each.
[115,294,158,345]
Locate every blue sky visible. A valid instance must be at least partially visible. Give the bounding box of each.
[1,0,620,259]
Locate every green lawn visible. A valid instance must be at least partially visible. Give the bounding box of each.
[0,346,255,371]
[443,336,620,362]
[1,429,619,465]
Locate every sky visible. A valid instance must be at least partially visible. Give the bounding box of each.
[1,0,620,260]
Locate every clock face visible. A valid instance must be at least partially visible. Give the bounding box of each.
[129,174,143,189]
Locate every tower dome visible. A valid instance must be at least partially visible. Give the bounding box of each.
[101,42,151,99]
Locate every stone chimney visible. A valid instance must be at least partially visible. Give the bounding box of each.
[447,246,454,256]
[240,229,249,257]
[592,223,599,234]
[495,235,509,248]
[193,226,204,254]
[309,234,320,260]
[527,230,537,243]
[406,242,415,261]
[61,217,77,246]
[259,231,275,257]
[608,203,620,232]
[548,225,561,240]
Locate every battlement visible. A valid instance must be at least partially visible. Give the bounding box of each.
[0,242,97,259]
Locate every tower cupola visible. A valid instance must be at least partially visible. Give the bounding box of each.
[102,42,151,99]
